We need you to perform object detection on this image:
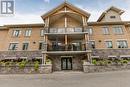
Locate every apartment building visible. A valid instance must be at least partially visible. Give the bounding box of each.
[0,1,130,71]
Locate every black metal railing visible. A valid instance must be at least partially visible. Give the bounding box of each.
[48,27,83,33]
[47,44,86,51]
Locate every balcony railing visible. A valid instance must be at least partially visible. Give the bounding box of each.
[48,27,83,33]
[47,43,86,51]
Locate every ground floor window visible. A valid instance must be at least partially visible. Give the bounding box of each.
[105,41,113,48]
[8,43,18,50]
[117,40,128,48]
[22,43,29,50]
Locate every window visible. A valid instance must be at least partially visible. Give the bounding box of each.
[113,26,123,34]
[85,28,93,35]
[40,29,46,36]
[110,16,116,19]
[8,43,18,50]
[117,40,128,48]
[12,30,21,37]
[39,42,44,50]
[105,41,113,48]
[25,29,32,36]
[89,41,95,49]
[22,43,29,50]
[102,27,109,34]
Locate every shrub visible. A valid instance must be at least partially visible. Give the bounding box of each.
[18,60,27,69]
[34,61,40,71]
[107,60,112,65]
[120,60,128,65]
[46,59,51,64]
[92,59,97,65]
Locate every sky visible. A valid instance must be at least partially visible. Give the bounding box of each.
[0,0,130,26]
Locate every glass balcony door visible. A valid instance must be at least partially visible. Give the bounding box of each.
[68,42,82,51]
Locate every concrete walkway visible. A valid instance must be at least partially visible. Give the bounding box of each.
[0,70,130,87]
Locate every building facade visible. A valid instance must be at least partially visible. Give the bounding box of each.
[1,2,130,71]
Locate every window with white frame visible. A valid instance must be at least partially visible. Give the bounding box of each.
[8,43,18,50]
[25,29,32,36]
[105,41,113,48]
[12,30,21,37]
[117,40,128,48]
[113,26,123,34]
[40,29,46,36]
[39,42,45,50]
[102,27,109,34]
[22,43,29,50]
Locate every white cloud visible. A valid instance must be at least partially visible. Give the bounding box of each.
[0,13,43,26]
[44,0,50,3]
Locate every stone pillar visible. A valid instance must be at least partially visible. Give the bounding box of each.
[42,53,47,65]
[87,53,92,63]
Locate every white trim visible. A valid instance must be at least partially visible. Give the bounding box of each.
[108,55,117,58]
[22,41,30,43]
[120,55,130,58]
[91,56,100,58]
[104,39,112,41]
[39,41,45,43]
[9,42,19,43]
[116,39,127,41]
[20,57,27,59]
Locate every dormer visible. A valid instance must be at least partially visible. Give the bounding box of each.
[97,6,124,22]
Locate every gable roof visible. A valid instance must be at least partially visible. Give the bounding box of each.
[41,1,90,19]
[97,6,124,22]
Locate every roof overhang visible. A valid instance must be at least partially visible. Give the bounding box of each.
[41,1,90,20]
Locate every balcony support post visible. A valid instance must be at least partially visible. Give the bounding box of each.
[87,53,92,63]
[65,35,68,51]
[85,34,88,50]
[42,53,47,65]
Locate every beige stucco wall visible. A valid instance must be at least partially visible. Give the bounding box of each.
[101,10,122,22]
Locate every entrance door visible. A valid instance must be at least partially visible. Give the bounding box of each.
[61,57,72,70]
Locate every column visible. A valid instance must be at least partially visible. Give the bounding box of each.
[65,35,68,51]
[84,34,88,50]
[87,53,92,63]
[42,53,47,65]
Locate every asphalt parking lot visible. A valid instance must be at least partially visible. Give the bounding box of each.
[0,70,130,87]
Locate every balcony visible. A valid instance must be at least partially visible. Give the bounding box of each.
[47,43,86,51]
[47,27,85,34]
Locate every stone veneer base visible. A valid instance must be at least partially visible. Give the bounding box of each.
[83,64,130,73]
[0,64,52,74]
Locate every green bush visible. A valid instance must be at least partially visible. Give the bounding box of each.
[46,59,51,64]
[120,60,128,65]
[92,59,97,65]
[18,60,27,69]
[107,60,112,65]
[34,61,40,71]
